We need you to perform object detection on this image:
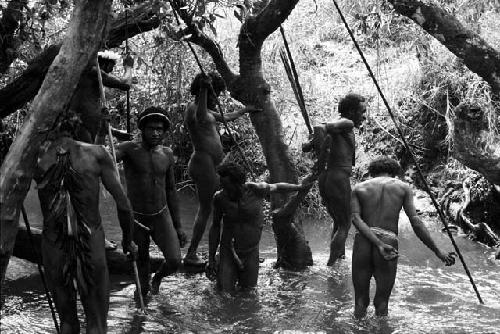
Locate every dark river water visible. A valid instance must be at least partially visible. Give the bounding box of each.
[1,186,499,333]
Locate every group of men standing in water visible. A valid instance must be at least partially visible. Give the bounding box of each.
[34,51,456,333]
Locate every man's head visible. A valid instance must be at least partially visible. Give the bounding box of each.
[97,51,120,73]
[368,156,401,177]
[55,110,82,138]
[190,72,226,109]
[217,162,246,190]
[338,93,366,127]
[138,107,170,146]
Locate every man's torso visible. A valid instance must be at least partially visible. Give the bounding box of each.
[216,186,264,251]
[184,102,224,164]
[121,141,173,213]
[326,128,355,169]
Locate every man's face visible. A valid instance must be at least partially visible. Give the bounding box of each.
[353,101,367,128]
[142,121,165,146]
[100,60,115,73]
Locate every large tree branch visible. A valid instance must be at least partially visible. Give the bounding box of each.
[0,1,161,119]
[246,0,300,46]
[387,0,500,95]
[0,0,112,285]
[168,0,236,86]
[0,0,28,75]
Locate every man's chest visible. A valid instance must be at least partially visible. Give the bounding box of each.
[125,146,171,175]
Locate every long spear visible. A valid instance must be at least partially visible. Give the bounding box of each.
[279,25,313,135]
[21,206,60,333]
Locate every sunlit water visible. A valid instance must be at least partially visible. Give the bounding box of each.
[1,188,499,333]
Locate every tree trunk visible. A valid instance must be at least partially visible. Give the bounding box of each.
[13,226,203,275]
[0,0,112,285]
[174,0,313,268]
[0,0,28,75]
[0,2,161,119]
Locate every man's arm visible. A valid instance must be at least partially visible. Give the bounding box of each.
[89,66,131,91]
[210,105,261,123]
[324,119,354,133]
[403,185,456,266]
[275,173,317,217]
[195,79,210,122]
[246,181,305,198]
[165,151,186,247]
[98,147,137,256]
[351,189,398,260]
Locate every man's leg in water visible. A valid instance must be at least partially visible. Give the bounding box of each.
[320,169,352,265]
[134,218,152,296]
[373,234,398,316]
[80,229,110,334]
[217,248,238,292]
[237,248,259,290]
[42,237,80,334]
[352,234,373,318]
[151,212,181,294]
[184,152,219,265]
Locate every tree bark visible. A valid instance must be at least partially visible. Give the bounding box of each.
[0,0,112,285]
[0,2,161,119]
[387,0,500,96]
[0,0,28,75]
[173,0,313,268]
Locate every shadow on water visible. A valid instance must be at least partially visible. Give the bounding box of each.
[2,189,500,333]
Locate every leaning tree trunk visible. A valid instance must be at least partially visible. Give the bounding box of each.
[0,1,162,119]
[387,0,500,183]
[173,0,313,268]
[0,0,113,286]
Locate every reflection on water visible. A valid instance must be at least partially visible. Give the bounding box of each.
[2,191,499,333]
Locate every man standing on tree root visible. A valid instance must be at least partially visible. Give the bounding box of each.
[109,107,187,296]
[35,112,138,334]
[206,162,315,291]
[183,72,260,266]
[351,156,456,318]
[303,93,367,265]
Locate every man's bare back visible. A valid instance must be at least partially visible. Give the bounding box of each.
[352,177,409,234]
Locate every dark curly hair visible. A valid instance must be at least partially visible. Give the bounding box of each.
[190,71,226,96]
[338,93,365,119]
[217,162,246,185]
[138,106,170,130]
[368,156,401,177]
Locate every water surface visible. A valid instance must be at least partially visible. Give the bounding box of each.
[1,187,499,333]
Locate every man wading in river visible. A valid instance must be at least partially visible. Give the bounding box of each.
[351,156,456,318]
[206,162,314,291]
[35,112,138,333]
[303,93,367,265]
[183,73,260,266]
[108,107,187,296]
